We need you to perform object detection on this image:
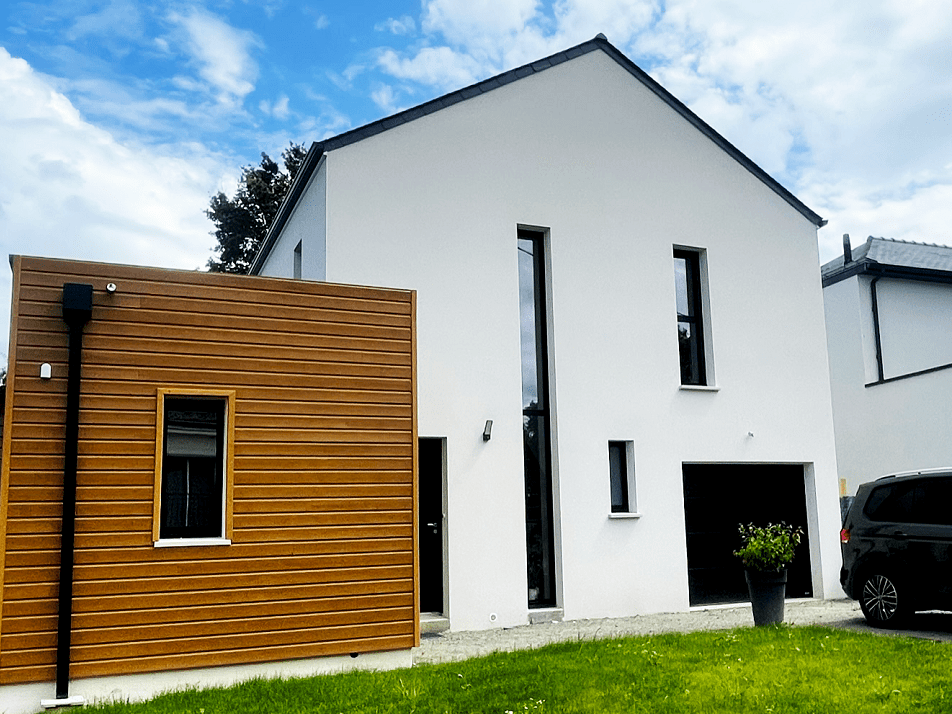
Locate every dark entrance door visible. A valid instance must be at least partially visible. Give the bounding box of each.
[682,464,813,606]
[418,438,445,614]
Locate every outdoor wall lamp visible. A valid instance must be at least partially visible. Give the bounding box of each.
[483,420,493,441]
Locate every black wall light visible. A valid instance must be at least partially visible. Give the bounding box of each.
[483,420,493,441]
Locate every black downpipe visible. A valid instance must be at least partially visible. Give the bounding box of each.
[870,276,885,383]
[56,283,93,700]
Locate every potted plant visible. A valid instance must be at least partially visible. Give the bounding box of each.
[734,522,803,625]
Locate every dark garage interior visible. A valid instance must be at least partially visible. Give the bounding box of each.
[682,463,813,606]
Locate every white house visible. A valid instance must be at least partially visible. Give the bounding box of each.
[823,235,952,500]
[252,35,844,631]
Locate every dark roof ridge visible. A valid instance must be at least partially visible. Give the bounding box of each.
[251,34,824,274]
[868,236,951,250]
[822,234,952,287]
[315,35,610,154]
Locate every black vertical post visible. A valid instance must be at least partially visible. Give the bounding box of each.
[56,283,92,700]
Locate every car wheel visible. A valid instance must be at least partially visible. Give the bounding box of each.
[859,572,905,627]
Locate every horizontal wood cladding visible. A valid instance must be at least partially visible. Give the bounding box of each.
[0,256,418,685]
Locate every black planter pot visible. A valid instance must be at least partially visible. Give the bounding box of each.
[745,568,787,626]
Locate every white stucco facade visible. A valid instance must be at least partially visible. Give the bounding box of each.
[823,244,952,498]
[258,40,843,630]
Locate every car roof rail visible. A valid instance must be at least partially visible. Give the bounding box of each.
[875,466,952,481]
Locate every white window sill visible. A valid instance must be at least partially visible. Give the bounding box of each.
[679,384,719,392]
[608,512,642,520]
[154,537,232,548]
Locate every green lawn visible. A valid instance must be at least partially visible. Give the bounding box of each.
[89,626,952,713]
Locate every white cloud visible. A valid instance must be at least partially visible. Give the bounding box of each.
[168,8,262,105]
[634,0,952,263]
[376,0,661,101]
[314,14,330,30]
[808,179,952,263]
[422,0,541,42]
[375,16,417,35]
[260,95,291,119]
[370,84,401,114]
[369,0,952,268]
[377,46,485,91]
[551,0,658,46]
[296,108,353,141]
[66,0,144,44]
[0,48,230,355]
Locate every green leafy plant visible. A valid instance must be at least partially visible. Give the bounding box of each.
[734,522,803,572]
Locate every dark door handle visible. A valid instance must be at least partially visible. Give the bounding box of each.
[426,522,439,533]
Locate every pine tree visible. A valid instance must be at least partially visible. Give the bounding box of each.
[206,143,307,273]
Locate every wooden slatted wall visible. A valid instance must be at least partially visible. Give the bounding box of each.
[0,256,418,684]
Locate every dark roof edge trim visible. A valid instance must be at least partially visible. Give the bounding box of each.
[319,36,824,228]
[252,34,825,273]
[250,143,324,275]
[822,260,952,289]
[593,42,825,229]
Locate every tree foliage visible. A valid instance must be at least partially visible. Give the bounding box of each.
[206,142,308,274]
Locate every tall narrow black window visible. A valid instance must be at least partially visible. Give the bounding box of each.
[518,228,557,608]
[674,249,707,385]
[293,240,303,279]
[160,398,225,539]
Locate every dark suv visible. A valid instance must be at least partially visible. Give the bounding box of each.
[841,469,952,627]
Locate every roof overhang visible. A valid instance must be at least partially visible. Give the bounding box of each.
[249,143,324,275]
[251,34,825,275]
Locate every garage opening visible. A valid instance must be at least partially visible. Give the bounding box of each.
[682,464,813,606]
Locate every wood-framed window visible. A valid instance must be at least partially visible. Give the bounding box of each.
[153,389,235,546]
[674,247,710,386]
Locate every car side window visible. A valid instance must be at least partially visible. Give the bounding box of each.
[917,478,952,526]
[865,482,921,522]
[865,477,952,525]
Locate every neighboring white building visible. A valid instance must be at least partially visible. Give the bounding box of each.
[823,236,952,499]
[252,35,844,630]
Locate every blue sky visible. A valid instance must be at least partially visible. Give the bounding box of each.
[1,0,951,354]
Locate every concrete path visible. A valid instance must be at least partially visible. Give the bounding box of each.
[413,599,952,665]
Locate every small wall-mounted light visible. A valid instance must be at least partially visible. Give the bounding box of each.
[105,283,117,294]
[40,363,52,380]
[483,420,493,441]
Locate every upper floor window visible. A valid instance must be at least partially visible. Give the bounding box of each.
[293,240,302,279]
[674,248,708,386]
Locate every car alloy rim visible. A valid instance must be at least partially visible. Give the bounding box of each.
[862,574,898,621]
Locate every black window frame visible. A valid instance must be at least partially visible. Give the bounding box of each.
[674,248,707,386]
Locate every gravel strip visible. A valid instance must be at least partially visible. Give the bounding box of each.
[412,599,866,665]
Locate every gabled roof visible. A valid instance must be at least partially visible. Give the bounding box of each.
[251,34,824,275]
[822,237,952,287]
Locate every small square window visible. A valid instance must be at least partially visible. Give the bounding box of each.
[154,390,235,544]
[609,441,636,514]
